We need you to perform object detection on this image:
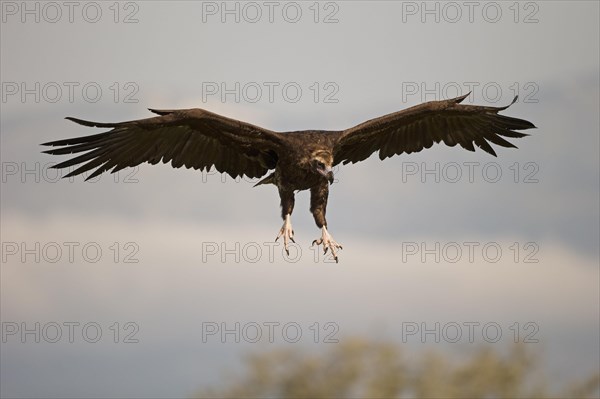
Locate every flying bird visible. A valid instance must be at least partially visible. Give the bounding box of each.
[42,93,535,262]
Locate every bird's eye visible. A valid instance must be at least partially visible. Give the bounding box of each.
[316,161,325,168]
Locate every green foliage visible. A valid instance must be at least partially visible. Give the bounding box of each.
[197,339,599,398]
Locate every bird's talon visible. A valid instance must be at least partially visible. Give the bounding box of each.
[312,227,342,262]
[277,215,294,257]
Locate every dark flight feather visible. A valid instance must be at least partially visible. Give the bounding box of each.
[42,109,283,181]
[333,93,535,165]
[42,94,535,182]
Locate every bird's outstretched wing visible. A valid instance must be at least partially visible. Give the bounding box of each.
[42,108,283,180]
[333,93,536,165]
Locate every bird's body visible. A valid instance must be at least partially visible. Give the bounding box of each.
[259,131,330,187]
[42,93,536,262]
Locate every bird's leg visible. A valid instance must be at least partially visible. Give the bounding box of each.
[312,226,343,263]
[276,189,295,256]
[275,214,295,255]
[309,182,342,263]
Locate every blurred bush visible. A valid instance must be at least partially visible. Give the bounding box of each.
[197,339,599,398]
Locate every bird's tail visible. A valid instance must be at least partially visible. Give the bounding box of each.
[253,172,276,187]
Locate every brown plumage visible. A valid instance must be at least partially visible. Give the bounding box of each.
[42,93,536,262]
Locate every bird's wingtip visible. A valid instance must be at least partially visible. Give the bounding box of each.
[496,95,520,111]
[148,108,175,116]
[65,116,100,127]
[65,116,120,128]
[455,92,471,103]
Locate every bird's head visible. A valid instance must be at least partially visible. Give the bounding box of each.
[310,151,334,184]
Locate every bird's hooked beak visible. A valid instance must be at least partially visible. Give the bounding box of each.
[318,166,334,185]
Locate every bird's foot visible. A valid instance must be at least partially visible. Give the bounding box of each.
[275,214,295,256]
[312,226,343,263]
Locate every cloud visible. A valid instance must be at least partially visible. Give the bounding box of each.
[2,212,598,396]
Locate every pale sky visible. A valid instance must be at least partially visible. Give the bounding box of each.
[1,1,599,397]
